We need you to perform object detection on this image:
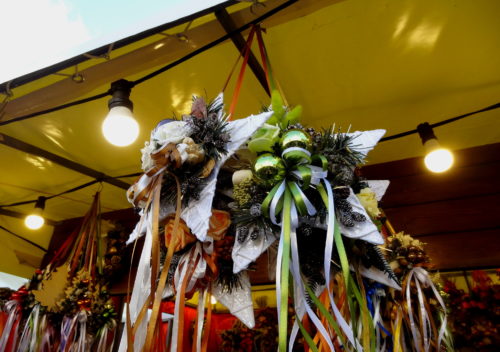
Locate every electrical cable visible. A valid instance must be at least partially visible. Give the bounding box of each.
[379,102,500,142]
[0,225,47,252]
[0,0,497,213]
[0,0,298,127]
[0,172,141,208]
[0,0,496,141]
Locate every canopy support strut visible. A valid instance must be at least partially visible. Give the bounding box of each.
[215,8,271,96]
[0,133,130,190]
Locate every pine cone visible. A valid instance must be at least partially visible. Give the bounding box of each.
[335,167,354,186]
[334,187,350,199]
[335,199,352,212]
[351,212,366,222]
[338,211,355,227]
[237,226,249,243]
[250,228,259,241]
[250,204,262,217]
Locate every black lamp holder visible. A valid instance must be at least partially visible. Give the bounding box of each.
[108,79,134,111]
[34,196,46,210]
[417,122,437,145]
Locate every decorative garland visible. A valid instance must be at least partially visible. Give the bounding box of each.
[120,25,454,352]
[0,194,126,351]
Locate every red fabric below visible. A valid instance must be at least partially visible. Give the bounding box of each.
[159,301,238,352]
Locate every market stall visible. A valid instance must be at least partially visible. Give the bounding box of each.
[0,0,499,351]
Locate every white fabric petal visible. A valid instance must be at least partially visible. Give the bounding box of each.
[346,129,386,160]
[182,111,273,241]
[232,232,277,274]
[358,264,401,290]
[366,180,390,201]
[340,188,384,244]
[212,272,255,328]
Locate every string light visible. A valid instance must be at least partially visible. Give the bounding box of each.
[25,196,46,230]
[417,123,454,173]
[102,79,139,147]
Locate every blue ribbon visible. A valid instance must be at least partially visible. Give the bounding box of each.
[365,280,393,352]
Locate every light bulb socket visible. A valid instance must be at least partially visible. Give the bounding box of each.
[417,122,437,145]
[108,79,134,111]
[34,196,46,210]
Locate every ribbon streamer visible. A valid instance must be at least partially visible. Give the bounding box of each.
[0,300,21,352]
[17,304,40,352]
[262,146,357,351]
[404,267,447,352]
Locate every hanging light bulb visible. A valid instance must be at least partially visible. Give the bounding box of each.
[25,196,46,230]
[210,295,217,305]
[417,123,454,173]
[102,79,139,147]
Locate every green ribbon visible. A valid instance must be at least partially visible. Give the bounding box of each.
[258,149,330,351]
[279,188,292,352]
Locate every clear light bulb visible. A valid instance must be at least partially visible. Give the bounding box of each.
[25,208,45,230]
[102,106,139,147]
[424,148,454,173]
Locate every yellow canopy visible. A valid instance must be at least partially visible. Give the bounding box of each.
[1,0,500,277]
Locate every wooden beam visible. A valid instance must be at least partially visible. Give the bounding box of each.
[422,228,500,270]
[215,8,270,96]
[0,208,57,226]
[0,133,130,190]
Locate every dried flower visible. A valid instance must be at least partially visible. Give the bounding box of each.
[356,187,381,218]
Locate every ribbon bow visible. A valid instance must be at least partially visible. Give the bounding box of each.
[127,142,182,207]
[255,142,362,351]
[261,148,329,225]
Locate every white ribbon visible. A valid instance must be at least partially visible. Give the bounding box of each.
[269,181,286,226]
[195,289,207,352]
[170,253,189,351]
[281,147,311,160]
[0,300,20,352]
[18,304,40,352]
[76,310,88,352]
[95,325,111,352]
[39,315,54,352]
[322,179,362,351]
[406,267,447,352]
[288,203,335,351]
[267,150,360,351]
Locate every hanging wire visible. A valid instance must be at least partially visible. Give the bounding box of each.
[0,224,47,252]
[0,0,298,127]
[0,172,141,208]
[379,101,500,142]
[0,0,495,139]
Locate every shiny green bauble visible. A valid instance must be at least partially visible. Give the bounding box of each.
[253,153,286,187]
[280,129,312,151]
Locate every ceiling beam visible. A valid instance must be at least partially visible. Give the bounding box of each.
[215,8,270,96]
[0,133,130,190]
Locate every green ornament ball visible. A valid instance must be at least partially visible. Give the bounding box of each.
[253,153,286,187]
[280,129,312,151]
